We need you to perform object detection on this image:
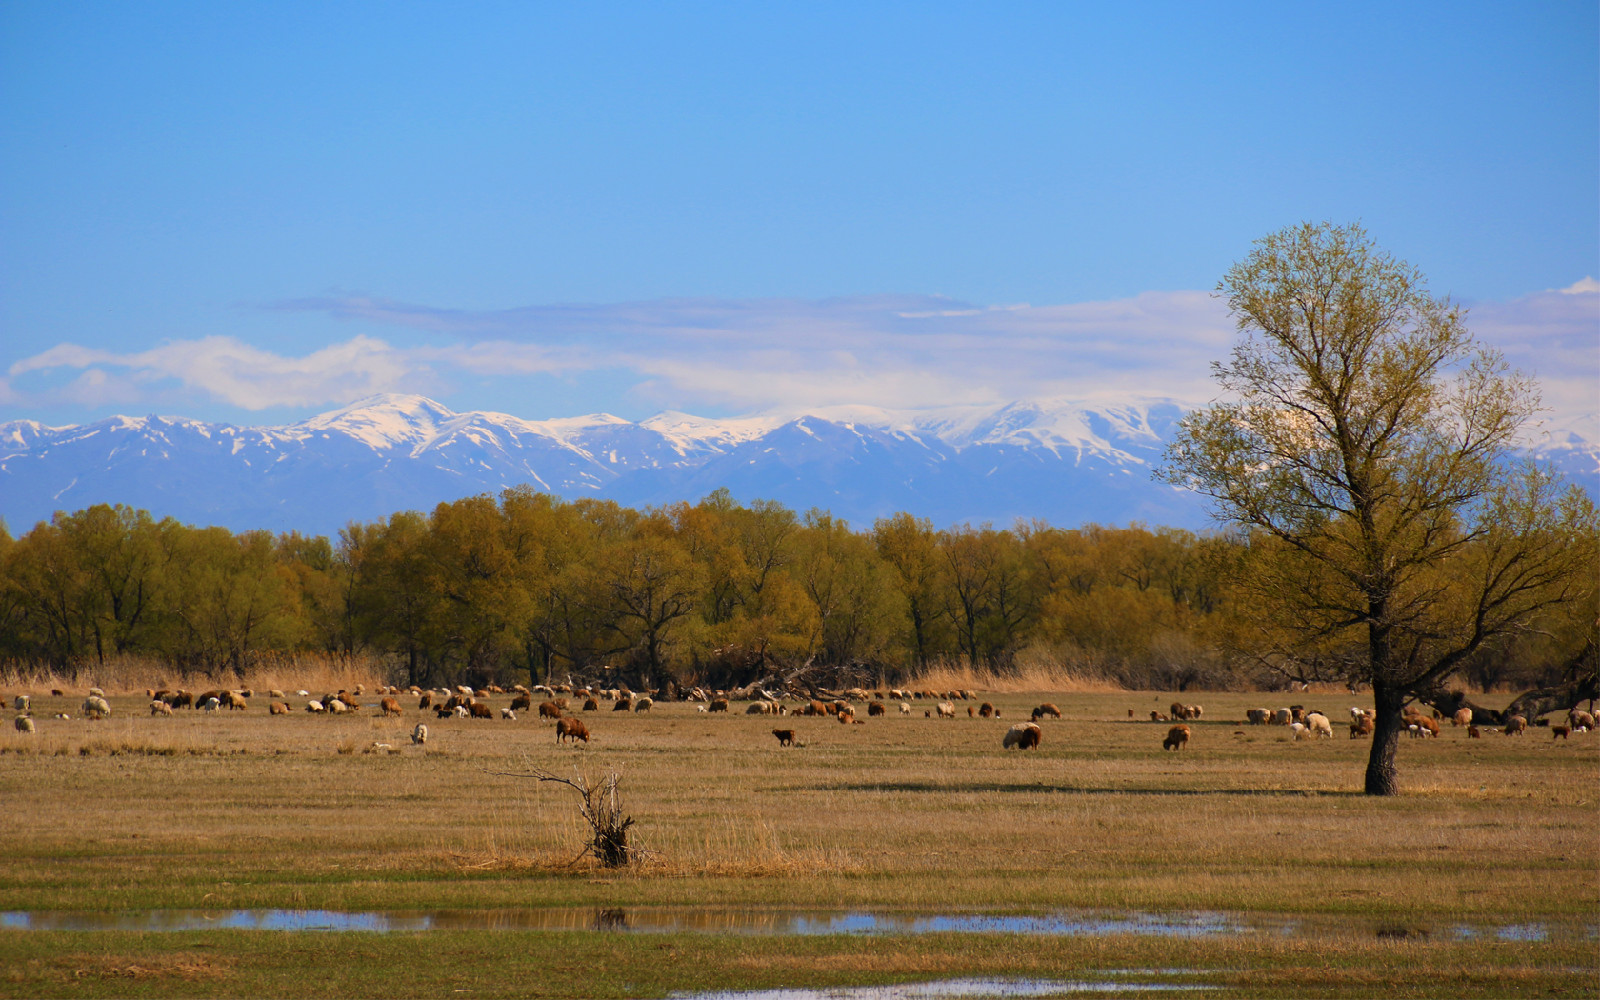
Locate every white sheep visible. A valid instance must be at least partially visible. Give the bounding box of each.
[149,700,173,716]
[14,715,34,733]
[1349,707,1368,721]
[1289,722,1310,740]
[199,696,220,712]
[454,705,469,718]
[936,701,956,718]
[411,723,428,746]
[82,695,112,720]
[306,700,326,712]
[296,689,310,697]
[1272,708,1293,726]
[327,699,348,714]
[696,705,708,713]
[899,702,912,714]
[500,708,516,720]
[12,695,28,712]
[88,687,105,698]
[1305,713,1334,738]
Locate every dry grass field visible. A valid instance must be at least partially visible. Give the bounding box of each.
[0,686,1595,998]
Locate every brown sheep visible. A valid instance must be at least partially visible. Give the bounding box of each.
[1451,707,1472,727]
[709,698,730,713]
[509,693,532,712]
[1468,725,1480,738]
[538,701,563,719]
[556,717,590,743]
[633,697,654,713]
[1552,725,1570,739]
[1349,715,1374,738]
[1568,709,1596,731]
[583,697,599,711]
[978,702,997,718]
[268,701,289,716]
[468,701,493,719]
[837,710,854,724]
[1170,702,1187,721]
[613,696,633,711]
[1002,723,1041,749]
[220,690,248,711]
[1163,724,1190,750]
[379,697,402,717]
[1150,711,1167,722]
[149,700,173,716]
[418,693,433,710]
[772,729,796,747]
[867,702,885,717]
[1505,715,1528,736]
[1032,703,1061,721]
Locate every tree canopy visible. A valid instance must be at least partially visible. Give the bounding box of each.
[1161,221,1598,794]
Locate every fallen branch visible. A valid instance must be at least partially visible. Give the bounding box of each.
[487,762,636,868]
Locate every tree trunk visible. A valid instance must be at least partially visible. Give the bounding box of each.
[1364,679,1405,796]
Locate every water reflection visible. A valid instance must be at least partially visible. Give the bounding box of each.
[0,907,1585,942]
[672,978,1217,999]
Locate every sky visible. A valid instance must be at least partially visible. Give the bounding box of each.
[1,1,1596,435]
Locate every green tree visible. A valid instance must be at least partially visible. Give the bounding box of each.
[1161,221,1598,795]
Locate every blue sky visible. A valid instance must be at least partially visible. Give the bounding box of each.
[2,1,1595,430]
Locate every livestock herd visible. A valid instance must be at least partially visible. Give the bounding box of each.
[7,681,1597,753]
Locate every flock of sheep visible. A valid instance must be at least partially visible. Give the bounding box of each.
[11,682,1596,753]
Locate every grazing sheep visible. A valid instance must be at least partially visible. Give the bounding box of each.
[454,705,469,719]
[1552,725,1570,739]
[1568,709,1595,731]
[326,698,348,714]
[538,701,563,719]
[1163,724,1190,750]
[509,693,532,713]
[1468,725,1480,738]
[772,728,796,747]
[1349,715,1374,738]
[1031,703,1062,721]
[269,689,286,700]
[583,697,599,711]
[200,697,221,712]
[12,695,29,712]
[1002,723,1042,750]
[269,701,289,715]
[88,687,105,698]
[978,702,998,718]
[612,697,632,712]
[1452,707,1472,727]
[51,689,64,698]
[411,723,428,746]
[1407,716,1439,738]
[1271,709,1292,726]
[150,700,174,716]
[1289,706,1305,723]
[1290,722,1309,740]
[306,700,326,713]
[709,698,730,713]
[501,708,517,720]
[1246,708,1271,725]
[1505,715,1528,736]
[837,710,854,724]
[14,716,34,733]
[556,717,590,743]
[82,695,112,719]
[899,702,911,714]
[1305,713,1334,739]
[418,693,433,710]
[220,690,248,711]
[633,697,653,713]
[468,701,493,719]
[1149,711,1168,722]
[1349,707,1369,721]
[867,702,885,717]
[936,701,956,718]
[379,697,402,717]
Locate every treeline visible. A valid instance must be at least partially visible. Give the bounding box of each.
[0,488,1588,693]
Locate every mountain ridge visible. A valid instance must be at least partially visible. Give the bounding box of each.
[1,393,1593,538]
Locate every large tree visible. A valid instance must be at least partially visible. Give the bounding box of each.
[1161,222,1597,795]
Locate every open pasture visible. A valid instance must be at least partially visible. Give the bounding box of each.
[0,687,1595,997]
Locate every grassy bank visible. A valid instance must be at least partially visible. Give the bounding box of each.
[0,688,1594,996]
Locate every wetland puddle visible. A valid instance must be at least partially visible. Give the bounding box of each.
[0,907,1587,942]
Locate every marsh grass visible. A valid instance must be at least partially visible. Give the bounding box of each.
[0,687,1593,994]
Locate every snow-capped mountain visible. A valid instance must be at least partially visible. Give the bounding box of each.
[1,394,1594,537]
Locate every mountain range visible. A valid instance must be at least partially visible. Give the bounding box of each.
[1,394,1594,538]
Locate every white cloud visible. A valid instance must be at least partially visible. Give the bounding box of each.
[1558,277,1599,294]
[5,288,1592,438]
